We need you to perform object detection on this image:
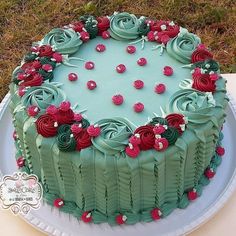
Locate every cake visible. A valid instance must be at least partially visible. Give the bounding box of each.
[9,12,228,225]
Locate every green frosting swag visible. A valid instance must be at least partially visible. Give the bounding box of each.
[167,89,216,124]
[109,12,145,40]
[41,28,82,55]
[92,118,135,155]
[166,28,201,64]
[21,82,66,111]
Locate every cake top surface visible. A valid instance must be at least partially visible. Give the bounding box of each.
[10,12,226,156]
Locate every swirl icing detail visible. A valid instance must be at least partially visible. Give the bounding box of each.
[36,114,58,137]
[22,83,66,111]
[167,89,216,124]
[166,28,201,64]
[109,12,143,40]
[91,118,134,155]
[41,28,82,55]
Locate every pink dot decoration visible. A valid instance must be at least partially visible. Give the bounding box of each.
[134,80,144,89]
[116,64,126,73]
[42,64,53,72]
[102,31,110,39]
[80,31,90,42]
[126,45,136,54]
[133,102,144,113]
[87,80,97,90]
[137,57,147,66]
[96,44,106,52]
[112,94,124,105]
[68,73,78,81]
[85,61,95,70]
[163,66,173,76]
[155,83,166,94]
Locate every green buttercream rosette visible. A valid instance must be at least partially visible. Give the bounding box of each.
[92,118,135,155]
[192,59,220,73]
[167,89,216,125]
[109,12,143,40]
[41,28,82,55]
[148,117,168,126]
[21,82,66,111]
[166,28,201,64]
[57,132,76,152]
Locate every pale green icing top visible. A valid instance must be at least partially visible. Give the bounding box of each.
[166,28,201,64]
[41,28,82,55]
[53,37,191,126]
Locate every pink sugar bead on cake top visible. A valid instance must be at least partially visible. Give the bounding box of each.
[126,45,136,54]
[87,80,97,90]
[133,102,144,113]
[68,73,78,81]
[112,94,124,105]
[137,57,147,66]
[85,61,95,70]
[134,80,144,89]
[163,66,173,76]
[102,31,110,39]
[96,44,106,52]
[155,83,166,94]
[116,64,126,73]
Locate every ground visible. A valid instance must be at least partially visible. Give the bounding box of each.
[0,0,235,101]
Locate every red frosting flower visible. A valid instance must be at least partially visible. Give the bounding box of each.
[38,45,54,57]
[165,113,185,134]
[97,16,110,35]
[20,73,43,87]
[36,114,58,137]
[134,125,155,150]
[75,129,92,150]
[56,108,74,125]
[192,73,216,92]
[72,21,84,32]
[191,47,213,63]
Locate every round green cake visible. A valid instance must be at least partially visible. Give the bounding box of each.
[9,12,228,225]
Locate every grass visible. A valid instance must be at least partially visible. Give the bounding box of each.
[0,0,235,101]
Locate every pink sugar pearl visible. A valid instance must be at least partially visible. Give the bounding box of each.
[112,94,124,105]
[102,31,110,39]
[96,44,106,52]
[155,83,166,94]
[68,73,78,81]
[134,80,144,89]
[137,58,147,66]
[116,64,126,73]
[163,66,173,76]
[133,102,144,113]
[126,45,136,54]
[85,61,95,70]
[87,80,97,90]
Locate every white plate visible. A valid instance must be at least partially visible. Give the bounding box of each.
[1,92,236,236]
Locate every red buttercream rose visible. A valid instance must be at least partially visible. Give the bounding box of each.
[36,114,57,137]
[74,129,92,150]
[191,48,213,63]
[192,73,216,92]
[72,21,84,32]
[20,73,43,87]
[165,113,185,134]
[38,45,54,57]
[55,108,74,125]
[97,16,110,35]
[134,125,155,150]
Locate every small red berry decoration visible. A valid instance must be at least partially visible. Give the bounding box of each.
[17,73,27,81]
[52,52,63,63]
[81,211,92,223]
[27,105,40,117]
[87,125,101,137]
[216,146,225,156]
[42,64,53,72]
[68,73,78,81]
[154,138,169,151]
[53,198,64,208]
[102,30,110,39]
[125,143,140,158]
[126,45,136,54]
[133,102,144,113]
[153,125,167,135]
[129,134,141,145]
[85,61,95,70]
[112,94,124,105]
[116,214,127,225]
[137,57,147,66]
[96,44,106,52]
[134,80,144,89]
[13,130,17,140]
[18,86,27,97]
[71,124,83,134]
[187,188,198,201]
[116,64,126,73]
[74,113,83,122]
[204,168,215,179]
[209,73,219,81]
[80,31,90,42]
[17,156,25,168]
[151,208,162,220]
[163,66,173,76]
[59,101,71,111]
[155,83,166,94]
[46,105,58,115]
[147,31,157,41]
[87,80,97,90]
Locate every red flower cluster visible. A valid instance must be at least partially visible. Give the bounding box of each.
[192,68,216,92]
[165,113,186,134]
[191,44,213,63]
[147,20,180,44]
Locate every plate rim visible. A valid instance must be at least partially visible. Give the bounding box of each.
[1,91,236,236]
